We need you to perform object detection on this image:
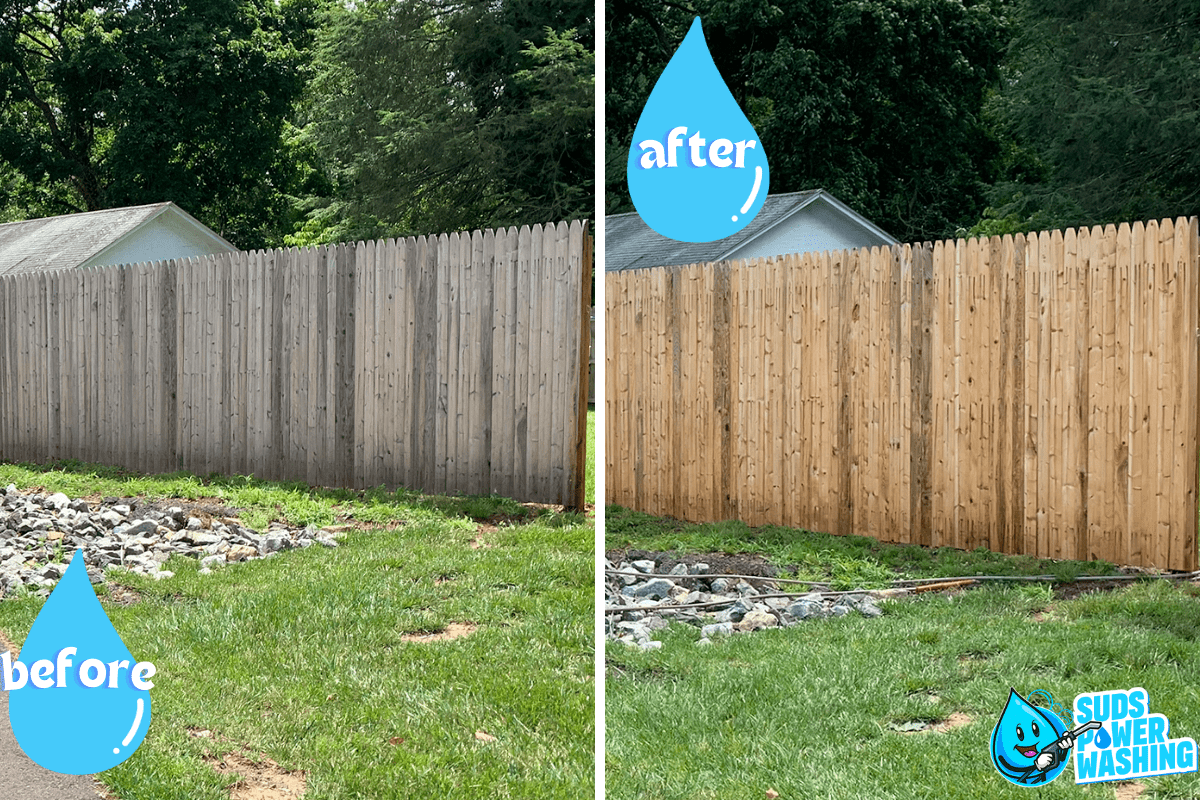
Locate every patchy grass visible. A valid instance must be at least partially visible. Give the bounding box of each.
[607,512,1200,799]
[0,464,593,799]
[0,460,584,532]
[608,579,1200,798]
[606,505,1122,587]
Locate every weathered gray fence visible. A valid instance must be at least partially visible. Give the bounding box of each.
[0,220,591,506]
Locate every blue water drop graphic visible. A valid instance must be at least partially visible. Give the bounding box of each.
[989,689,1070,785]
[626,17,770,242]
[7,550,152,774]
[1094,723,1112,749]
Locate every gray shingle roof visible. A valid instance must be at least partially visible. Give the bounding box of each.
[0,202,179,276]
[605,189,896,272]
[606,190,822,272]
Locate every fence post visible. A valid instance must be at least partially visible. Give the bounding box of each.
[568,222,592,511]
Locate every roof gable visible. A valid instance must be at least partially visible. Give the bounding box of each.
[605,189,897,272]
[0,202,236,276]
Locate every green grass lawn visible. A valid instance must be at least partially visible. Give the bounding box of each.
[0,461,593,800]
[606,508,1200,800]
[587,408,595,505]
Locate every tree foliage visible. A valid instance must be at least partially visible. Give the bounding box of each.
[0,0,311,248]
[982,0,1200,231]
[607,0,1010,242]
[292,0,593,244]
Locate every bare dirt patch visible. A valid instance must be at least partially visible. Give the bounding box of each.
[204,750,306,800]
[187,727,218,740]
[399,622,477,643]
[1112,781,1147,799]
[104,584,143,606]
[470,524,499,549]
[930,712,973,732]
[891,712,973,734]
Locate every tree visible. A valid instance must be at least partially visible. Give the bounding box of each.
[983,0,1200,231]
[446,0,594,225]
[0,0,310,248]
[292,0,594,244]
[607,0,1011,242]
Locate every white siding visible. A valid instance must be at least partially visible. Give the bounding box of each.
[726,198,894,260]
[84,212,235,268]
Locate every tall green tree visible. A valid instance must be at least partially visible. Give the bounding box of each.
[607,0,1010,242]
[293,0,593,244]
[0,0,311,248]
[447,0,594,225]
[983,0,1200,231]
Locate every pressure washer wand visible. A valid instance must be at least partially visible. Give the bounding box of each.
[1034,720,1103,772]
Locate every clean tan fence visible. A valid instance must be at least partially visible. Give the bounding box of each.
[607,218,1199,570]
[0,220,592,507]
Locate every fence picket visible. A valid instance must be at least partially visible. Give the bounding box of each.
[0,224,587,507]
[607,217,1200,571]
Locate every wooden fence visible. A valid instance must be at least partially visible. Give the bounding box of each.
[606,218,1200,570]
[0,220,592,507]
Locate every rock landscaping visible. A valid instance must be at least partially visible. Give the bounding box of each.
[0,484,341,596]
[605,553,906,649]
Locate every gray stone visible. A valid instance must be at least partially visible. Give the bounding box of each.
[615,567,640,585]
[710,578,730,593]
[830,604,852,617]
[263,534,290,553]
[734,610,778,632]
[701,622,734,639]
[858,600,884,618]
[630,559,657,573]
[668,563,689,576]
[97,510,123,528]
[624,578,675,600]
[786,599,826,620]
[43,493,70,511]
[617,621,650,639]
[122,519,158,538]
[689,562,710,575]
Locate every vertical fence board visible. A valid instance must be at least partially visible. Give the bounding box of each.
[0,223,590,509]
[605,217,1200,570]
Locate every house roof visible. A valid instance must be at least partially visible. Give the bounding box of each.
[605,189,897,272]
[0,202,235,277]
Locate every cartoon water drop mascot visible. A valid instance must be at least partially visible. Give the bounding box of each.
[990,689,1101,785]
